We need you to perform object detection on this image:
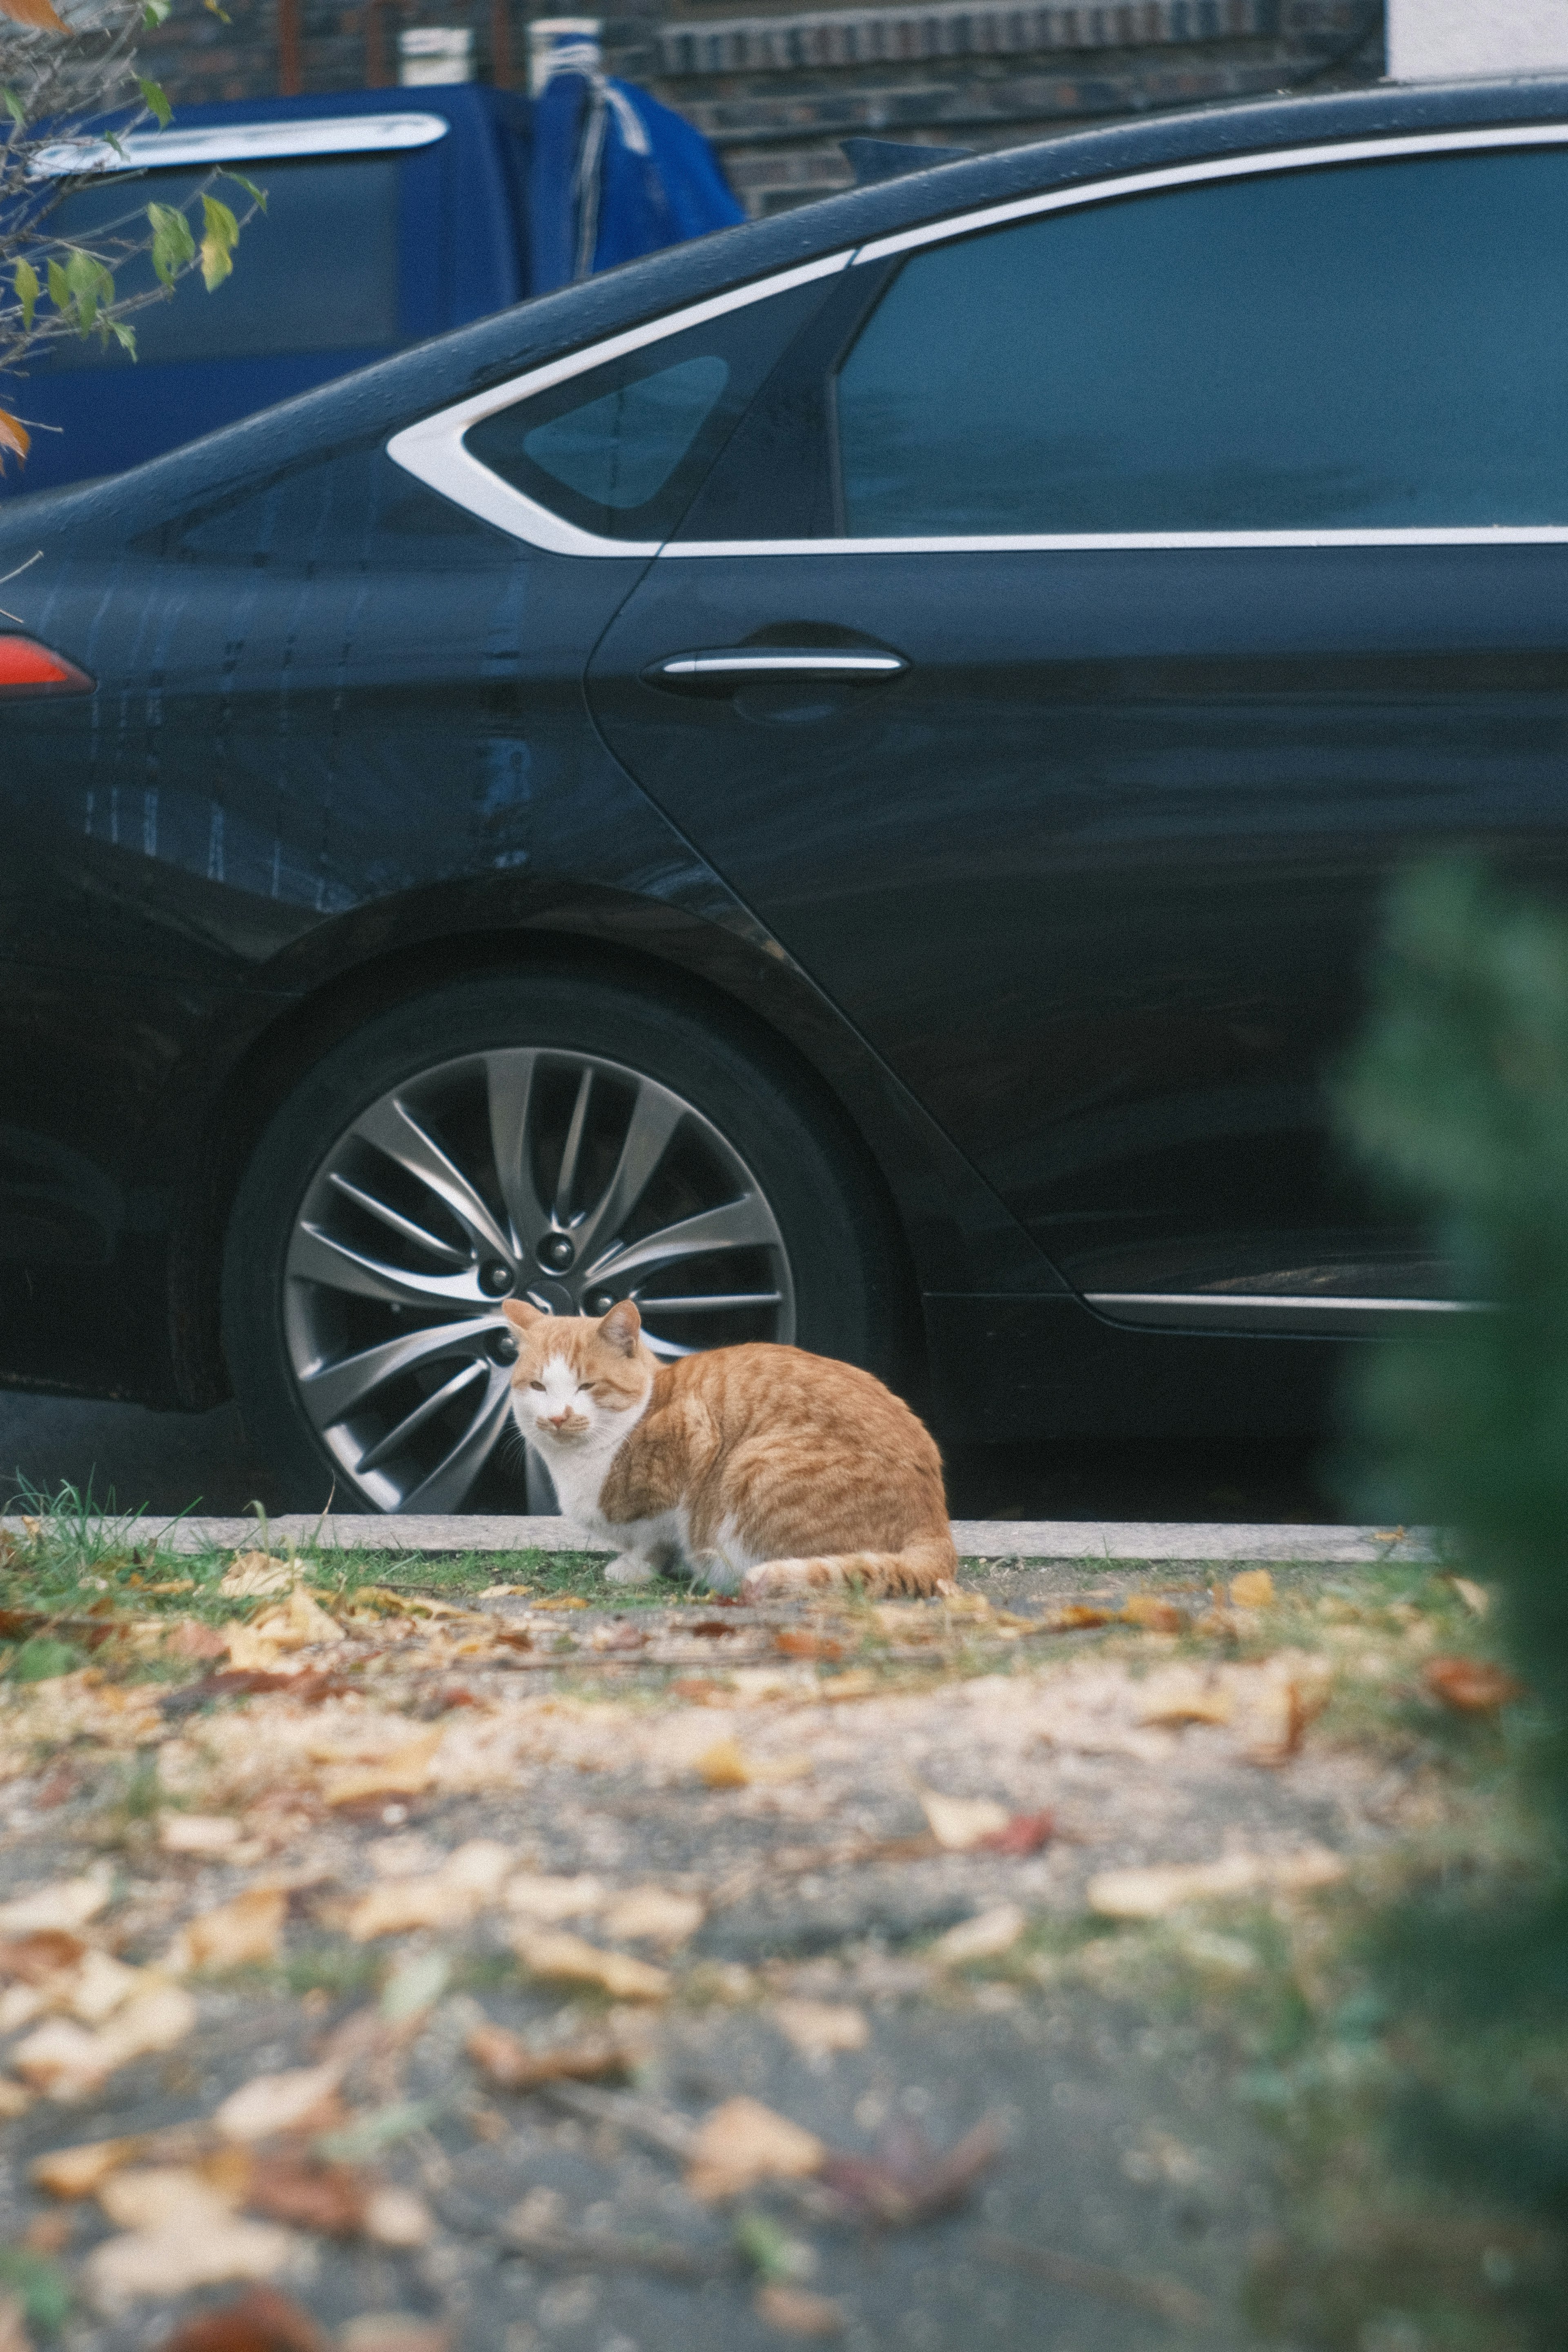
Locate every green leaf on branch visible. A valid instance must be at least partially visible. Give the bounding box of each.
[220,168,267,211]
[147,200,195,289]
[202,0,232,18]
[48,249,116,337]
[198,193,239,290]
[141,0,171,20]
[2,85,26,131]
[14,257,38,332]
[137,74,172,127]
[109,319,136,356]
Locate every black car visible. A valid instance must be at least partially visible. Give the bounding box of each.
[3,71,1564,1515]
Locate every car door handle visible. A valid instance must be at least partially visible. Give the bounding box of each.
[644,647,908,687]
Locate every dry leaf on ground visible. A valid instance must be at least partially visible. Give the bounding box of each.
[13,1984,196,2099]
[0,2078,30,2117]
[86,2212,298,2312]
[1447,1577,1491,1617]
[338,2318,452,2352]
[0,1929,86,1984]
[0,2291,28,2352]
[242,2154,367,2237]
[918,1789,1010,1851]
[599,1885,705,1946]
[467,2018,640,2092]
[160,1815,243,1855]
[251,1589,344,1652]
[220,1555,296,1600]
[1087,1844,1346,1920]
[1245,1662,1334,1764]
[99,2166,236,2233]
[512,1929,669,2003]
[32,2136,145,2199]
[214,2062,344,2143]
[320,1730,443,1808]
[929,1905,1026,1966]
[976,1810,1056,1855]
[0,1874,110,1936]
[167,1889,286,1974]
[224,1630,287,1674]
[754,2284,845,2337]
[61,1950,144,2024]
[345,1879,474,1942]
[820,2116,1002,2226]
[1424,1655,1527,1712]
[362,2185,431,2247]
[1118,1595,1189,1632]
[1229,1570,1275,1608]
[502,1873,605,1922]
[158,2285,331,2352]
[770,2001,869,2061]
[167,1622,232,1662]
[1136,1671,1233,1729]
[697,1738,812,1788]
[685,2096,824,2200]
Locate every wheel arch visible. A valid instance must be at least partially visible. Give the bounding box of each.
[169,905,931,1412]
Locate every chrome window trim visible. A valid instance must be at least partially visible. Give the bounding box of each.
[31,113,450,176]
[387,121,1568,558]
[385,252,851,556]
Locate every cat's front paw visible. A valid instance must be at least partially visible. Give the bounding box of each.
[604,1552,656,1586]
[688,1550,742,1596]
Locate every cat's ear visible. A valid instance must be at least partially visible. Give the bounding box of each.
[501,1298,544,1332]
[597,1299,642,1356]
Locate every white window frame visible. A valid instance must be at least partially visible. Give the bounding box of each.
[388,121,1568,558]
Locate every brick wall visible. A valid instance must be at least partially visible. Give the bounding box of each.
[140,0,1385,214]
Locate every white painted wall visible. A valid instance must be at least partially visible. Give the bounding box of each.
[1388,0,1568,80]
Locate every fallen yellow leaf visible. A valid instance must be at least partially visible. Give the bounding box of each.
[220,1552,296,1599]
[1135,1671,1233,1729]
[929,1904,1026,1966]
[918,1789,1010,1851]
[770,2000,868,2060]
[252,1587,344,1651]
[754,2283,845,2337]
[1119,1595,1188,1632]
[0,2078,30,2118]
[214,2060,343,2143]
[98,2164,237,2232]
[696,1737,812,1789]
[62,1951,143,2025]
[85,2213,297,2312]
[32,2136,146,2199]
[502,1873,605,1922]
[0,0,66,34]
[13,1984,196,2100]
[1449,1577,1492,1617]
[225,1627,285,1673]
[159,1815,242,1855]
[0,1874,111,1936]
[1087,1844,1346,1921]
[321,1728,443,1808]
[685,2095,824,2200]
[599,1886,705,1947]
[1229,1570,1275,1608]
[511,1928,669,2002]
[166,1887,286,1974]
[346,1878,476,1942]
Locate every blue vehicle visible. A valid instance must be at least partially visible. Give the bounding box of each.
[12,87,532,496]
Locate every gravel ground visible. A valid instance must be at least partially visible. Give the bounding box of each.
[0,1556,1456,2352]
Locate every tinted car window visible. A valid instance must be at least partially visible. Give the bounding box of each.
[463,276,834,542]
[836,148,1568,534]
[38,154,402,370]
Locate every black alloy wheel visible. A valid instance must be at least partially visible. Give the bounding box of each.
[223,973,896,1512]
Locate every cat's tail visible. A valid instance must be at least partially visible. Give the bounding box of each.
[738,1534,958,1604]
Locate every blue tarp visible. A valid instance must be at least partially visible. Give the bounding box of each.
[528,64,745,295]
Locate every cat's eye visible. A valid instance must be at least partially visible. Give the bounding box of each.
[576,1381,592,1394]
[529,1380,545,1391]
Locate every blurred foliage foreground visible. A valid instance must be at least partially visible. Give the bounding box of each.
[1258,865,1568,2351]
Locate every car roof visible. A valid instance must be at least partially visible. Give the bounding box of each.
[9,69,1568,547]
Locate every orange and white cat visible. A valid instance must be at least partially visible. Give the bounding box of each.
[502,1298,957,1602]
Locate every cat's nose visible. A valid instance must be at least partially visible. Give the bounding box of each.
[545,1408,571,1428]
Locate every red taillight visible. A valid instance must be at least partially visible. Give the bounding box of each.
[0,635,93,693]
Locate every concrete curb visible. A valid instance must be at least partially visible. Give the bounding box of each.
[0,1513,1441,1564]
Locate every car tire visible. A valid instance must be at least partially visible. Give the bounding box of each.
[222,969,905,1513]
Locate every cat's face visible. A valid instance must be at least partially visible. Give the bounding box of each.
[501,1298,653,1454]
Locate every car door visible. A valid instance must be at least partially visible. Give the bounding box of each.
[587,132,1568,1338]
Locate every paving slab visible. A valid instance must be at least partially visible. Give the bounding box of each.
[0,1512,1441,1562]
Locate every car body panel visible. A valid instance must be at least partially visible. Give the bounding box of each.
[4,71,1568,1434]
